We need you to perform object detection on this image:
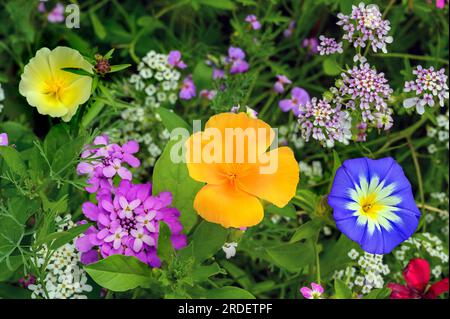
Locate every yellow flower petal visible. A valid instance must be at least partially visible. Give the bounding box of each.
[194,184,264,228]
[19,46,93,122]
[237,147,300,207]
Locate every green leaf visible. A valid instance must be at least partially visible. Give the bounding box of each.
[363,287,392,299]
[85,255,156,292]
[292,189,320,216]
[266,241,315,272]
[265,203,297,219]
[0,146,27,177]
[192,221,228,263]
[157,222,174,264]
[89,11,107,40]
[152,138,203,232]
[192,61,213,91]
[193,263,225,283]
[35,223,90,251]
[320,235,360,279]
[0,255,23,281]
[328,150,342,192]
[103,48,115,60]
[61,67,94,77]
[155,107,191,132]
[0,283,31,299]
[109,64,132,73]
[323,56,342,76]
[0,121,36,151]
[204,286,255,299]
[334,279,353,299]
[82,100,105,128]
[43,124,71,163]
[290,219,324,243]
[197,0,236,10]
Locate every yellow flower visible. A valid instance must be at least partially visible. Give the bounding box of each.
[19,47,93,122]
[185,112,300,228]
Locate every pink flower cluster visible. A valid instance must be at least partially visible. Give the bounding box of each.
[333,63,393,131]
[297,98,351,147]
[403,66,449,115]
[77,136,140,193]
[75,136,186,267]
[180,75,196,100]
[317,36,343,55]
[337,2,393,53]
[245,15,261,30]
[38,1,65,23]
[279,87,310,115]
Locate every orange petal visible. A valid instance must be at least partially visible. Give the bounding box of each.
[194,184,264,228]
[185,131,228,185]
[204,112,275,160]
[237,147,299,207]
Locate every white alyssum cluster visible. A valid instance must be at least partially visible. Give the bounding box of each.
[394,232,448,268]
[0,83,5,113]
[299,161,323,185]
[129,50,180,108]
[426,111,449,154]
[333,250,390,295]
[28,215,92,299]
[279,123,305,149]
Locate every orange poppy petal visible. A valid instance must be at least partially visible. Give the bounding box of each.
[204,112,275,157]
[185,131,228,185]
[237,147,299,207]
[193,184,264,228]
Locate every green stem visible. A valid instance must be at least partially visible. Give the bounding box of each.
[373,53,449,65]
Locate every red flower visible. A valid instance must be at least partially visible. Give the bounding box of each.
[387,258,449,299]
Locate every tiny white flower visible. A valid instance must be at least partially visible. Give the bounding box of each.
[222,242,238,259]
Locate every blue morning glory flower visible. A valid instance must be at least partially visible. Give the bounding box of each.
[328,157,421,254]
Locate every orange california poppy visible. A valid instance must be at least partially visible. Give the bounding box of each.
[185,112,300,228]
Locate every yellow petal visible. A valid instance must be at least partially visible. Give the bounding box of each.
[48,46,93,83]
[19,48,52,96]
[194,184,264,228]
[237,147,299,207]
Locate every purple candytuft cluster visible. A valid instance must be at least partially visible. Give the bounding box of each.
[77,136,140,193]
[297,98,351,147]
[317,36,343,55]
[403,66,449,115]
[337,2,393,53]
[75,136,187,267]
[332,62,394,131]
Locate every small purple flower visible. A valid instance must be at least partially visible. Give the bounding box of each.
[300,283,324,299]
[38,1,46,13]
[18,275,36,289]
[212,68,225,80]
[302,37,319,55]
[279,87,310,116]
[317,36,343,55]
[0,133,8,146]
[283,20,296,38]
[200,89,217,100]
[47,3,65,23]
[227,47,249,74]
[167,50,187,69]
[274,75,292,93]
[179,75,196,100]
[245,14,261,30]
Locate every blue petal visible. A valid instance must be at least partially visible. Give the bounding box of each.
[393,187,421,218]
[359,227,386,254]
[329,168,355,200]
[328,195,355,221]
[335,215,366,245]
[365,157,396,181]
[341,158,370,185]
